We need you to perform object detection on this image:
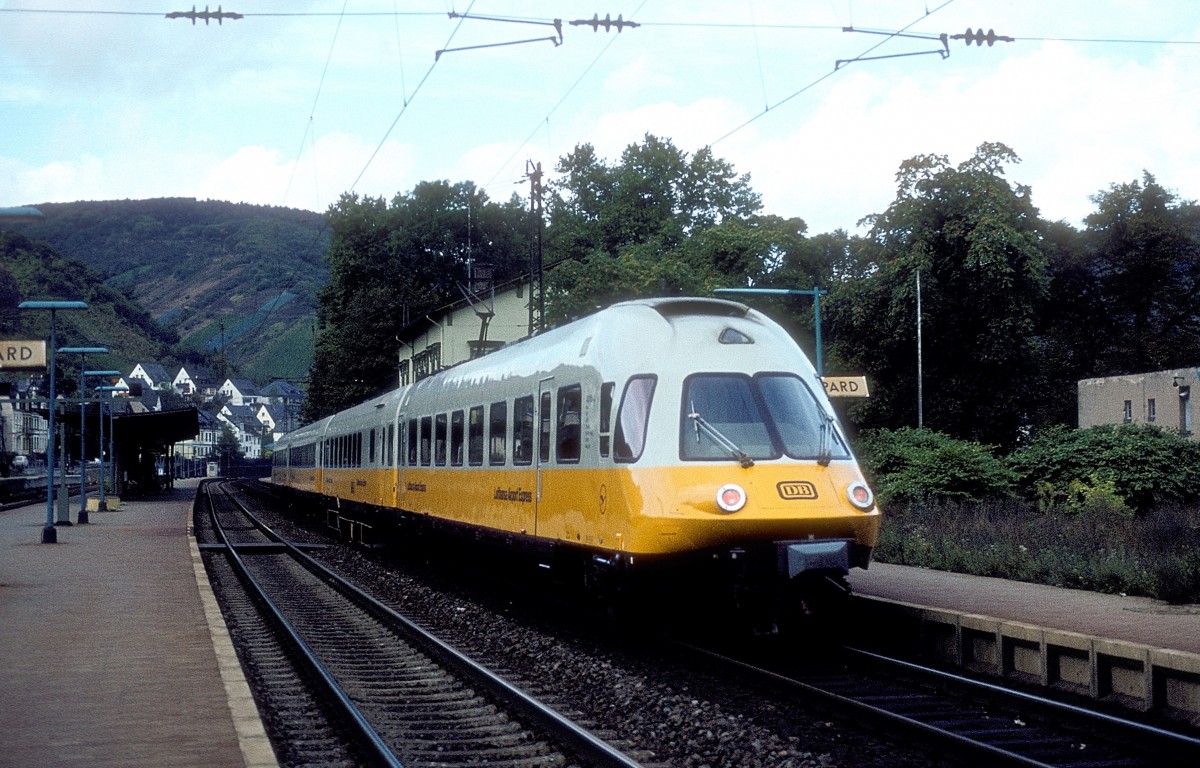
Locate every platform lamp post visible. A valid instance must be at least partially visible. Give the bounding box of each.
[95,384,128,511]
[17,300,89,544]
[59,348,109,523]
[712,287,827,376]
[79,364,122,521]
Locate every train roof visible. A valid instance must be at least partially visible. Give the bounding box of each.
[279,297,817,443]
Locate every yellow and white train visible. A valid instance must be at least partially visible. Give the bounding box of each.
[270,297,880,618]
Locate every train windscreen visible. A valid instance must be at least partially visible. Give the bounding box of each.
[680,373,850,462]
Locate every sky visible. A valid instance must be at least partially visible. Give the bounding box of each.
[3,1,1199,236]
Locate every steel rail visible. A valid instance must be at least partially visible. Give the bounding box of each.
[675,639,1193,767]
[204,482,404,766]
[210,480,645,768]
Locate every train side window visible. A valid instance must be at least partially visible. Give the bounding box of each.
[435,413,447,466]
[369,429,376,465]
[450,410,464,466]
[489,401,507,465]
[387,424,394,467]
[557,385,581,463]
[468,406,484,466]
[599,382,615,458]
[407,419,418,466]
[614,375,657,463]
[513,396,534,465]
[420,416,432,466]
[356,432,364,467]
[539,391,552,462]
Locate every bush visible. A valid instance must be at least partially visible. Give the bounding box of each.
[855,428,1016,505]
[1008,424,1200,511]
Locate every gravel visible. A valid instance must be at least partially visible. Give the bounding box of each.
[248,488,947,768]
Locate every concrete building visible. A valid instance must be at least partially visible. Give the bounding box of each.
[1077,367,1197,437]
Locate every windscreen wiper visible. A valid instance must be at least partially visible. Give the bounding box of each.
[818,410,835,466]
[689,407,755,468]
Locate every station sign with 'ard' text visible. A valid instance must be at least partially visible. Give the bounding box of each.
[0,340,47,371]
[821,376,870,398]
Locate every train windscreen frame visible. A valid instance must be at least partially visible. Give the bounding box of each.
[679,373,849,462]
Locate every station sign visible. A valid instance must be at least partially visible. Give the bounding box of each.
[822,376,870,398]
[0,340,47,370]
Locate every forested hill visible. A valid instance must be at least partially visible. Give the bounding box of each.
[0,230,178,376]
[11,198,329,382]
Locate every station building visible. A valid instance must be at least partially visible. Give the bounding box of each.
[1077,366,1197,438]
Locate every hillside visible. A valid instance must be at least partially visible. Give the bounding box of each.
[0,231,176,377]
[10,198,330,383]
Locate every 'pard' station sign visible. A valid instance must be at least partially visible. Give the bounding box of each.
[821,376,870,398]
[0,340,47,371]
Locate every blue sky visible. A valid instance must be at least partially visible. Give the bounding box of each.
[3,1,1198,235]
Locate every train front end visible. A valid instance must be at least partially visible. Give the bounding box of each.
[594,299,881,617]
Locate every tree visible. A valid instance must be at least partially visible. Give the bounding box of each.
[1081,173,1200,374]
[828,143,1048,448]
[544,135,765,321]
[214,423,242,474]
[304,183,528,420]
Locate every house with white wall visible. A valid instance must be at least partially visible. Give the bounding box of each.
[174,364,217,401]
[219,378,265,406]
[396,278,531,385]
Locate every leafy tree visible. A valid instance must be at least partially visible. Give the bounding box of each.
[544,135,764,321]
[304,182,528,420]
[827,143,1048,447]
[214,423,243,474]
[1081,173,1200,374]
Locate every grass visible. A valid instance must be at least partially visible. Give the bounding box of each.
[874,498,1200,604]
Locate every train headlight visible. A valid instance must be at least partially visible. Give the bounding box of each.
[846,482,874,510]
[716,483,747,513]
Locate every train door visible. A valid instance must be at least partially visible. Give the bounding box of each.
[536,377,554,532]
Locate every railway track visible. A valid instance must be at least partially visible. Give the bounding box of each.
[674,637,1200,768]
[227,479,1200,767]
[196,480,649,768]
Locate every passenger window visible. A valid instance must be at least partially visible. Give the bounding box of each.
[468,406,484,466]
[557,385,581,463]
[614,375,656,462]
[599,382,614,458]
[513,396,534,465]
[489,401,507,465]
[539,391,552,462]
[369,428,376,464]
[450,410,464,466]
[407,419,418,466]
[435,413,447,466]
[420,416,432,466]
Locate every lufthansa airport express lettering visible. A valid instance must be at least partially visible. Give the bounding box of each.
[777,481,818,500]
[494,487,533,503]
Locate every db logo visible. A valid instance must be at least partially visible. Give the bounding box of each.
[777,481,818,500]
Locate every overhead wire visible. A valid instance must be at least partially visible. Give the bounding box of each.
[479,0,650,195]
[347,0,477,194]
[711,0,956,147]
[282,0,350,208]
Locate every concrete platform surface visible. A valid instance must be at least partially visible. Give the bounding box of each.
[0,479,274,768]
[850,562,1200,655]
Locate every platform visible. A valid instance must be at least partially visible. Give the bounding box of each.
[0,478,275,767]
[849,563,1200,723]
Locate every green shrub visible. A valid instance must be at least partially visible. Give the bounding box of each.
[1008,424,1200,512]
[855,428,1016,505]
